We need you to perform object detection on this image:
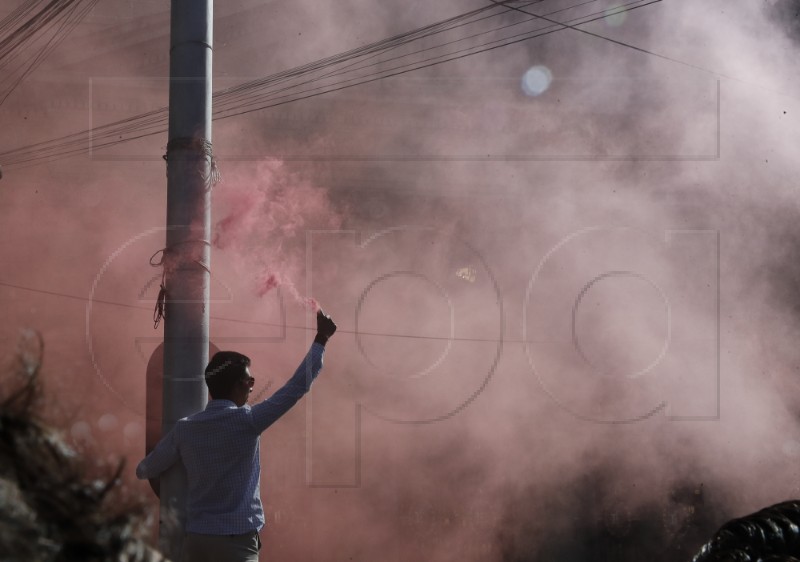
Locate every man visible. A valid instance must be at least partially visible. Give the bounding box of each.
[136,310,337,562]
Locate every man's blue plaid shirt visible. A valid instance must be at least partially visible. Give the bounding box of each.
[136,343,325,535]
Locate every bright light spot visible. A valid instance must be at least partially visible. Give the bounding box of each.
[456,267,477,283]
[604,4,628,27]
[521,65,553,97]
[97,413,118,432]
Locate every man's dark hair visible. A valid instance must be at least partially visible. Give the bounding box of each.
[204,351,251,398]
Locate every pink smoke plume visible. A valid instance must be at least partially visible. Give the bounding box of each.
[212,186,266,250]
[212,159,339,312]
[256,271,319,312]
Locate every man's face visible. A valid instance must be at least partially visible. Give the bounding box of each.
[233,365,255,407]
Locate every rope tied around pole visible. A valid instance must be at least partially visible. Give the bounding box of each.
[149,239,212,329]
[162,137,220,190]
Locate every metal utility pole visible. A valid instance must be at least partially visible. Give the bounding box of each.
[161,0,214,558]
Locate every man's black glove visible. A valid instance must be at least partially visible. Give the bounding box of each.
[314,309,337,346]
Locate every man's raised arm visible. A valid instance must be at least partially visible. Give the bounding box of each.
[251,310,336,432]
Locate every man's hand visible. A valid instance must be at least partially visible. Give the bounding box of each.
[314,309,337,346]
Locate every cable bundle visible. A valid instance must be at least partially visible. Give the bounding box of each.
[0,0,661,169]
[0,0,99,106]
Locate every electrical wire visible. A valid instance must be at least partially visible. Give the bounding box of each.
[0,0,535,166]
[2,0,658,166]
[491,0,715,72]
[0,0,100,106]
[0,0,535,165]
[212,0,550,107]
[211,0,601,117]
[0,0,664,169]
[214,0,659,120]
[0,278,515,344]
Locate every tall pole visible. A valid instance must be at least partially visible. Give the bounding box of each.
[161,0,213,558]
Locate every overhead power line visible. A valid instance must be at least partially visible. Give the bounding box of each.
[0,0,100,106]
[0,279,512,344]
[0,0,663,169]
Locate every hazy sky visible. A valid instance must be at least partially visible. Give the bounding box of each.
[2,1,800,560]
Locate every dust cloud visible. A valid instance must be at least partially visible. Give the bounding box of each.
[1,0,799,560]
